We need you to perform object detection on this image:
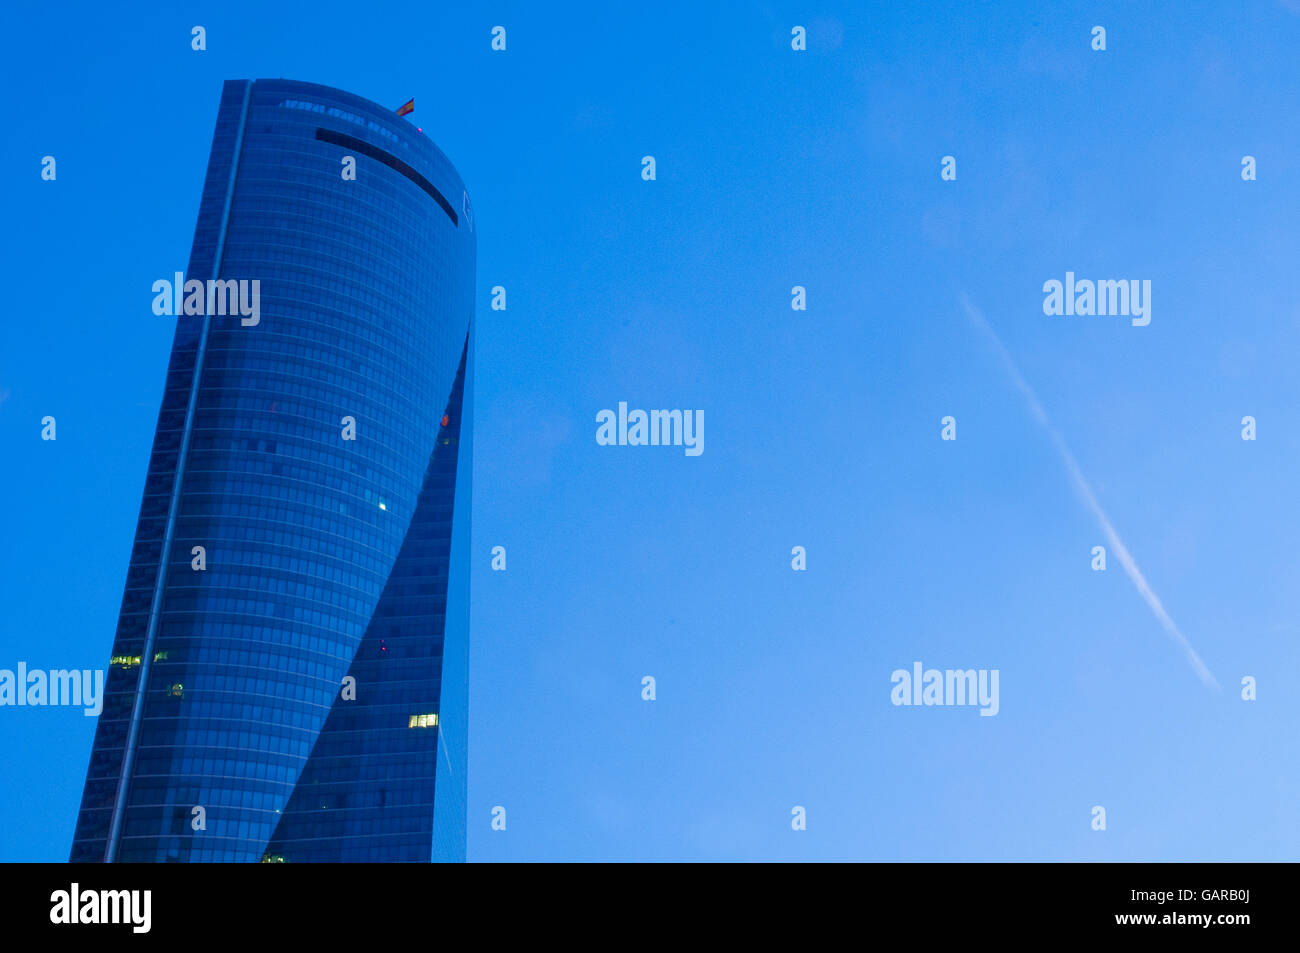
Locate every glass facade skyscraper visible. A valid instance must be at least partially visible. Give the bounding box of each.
[69,79,475,862]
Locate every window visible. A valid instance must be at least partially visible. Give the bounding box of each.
[408,713,438,728]
[314,128,458,225]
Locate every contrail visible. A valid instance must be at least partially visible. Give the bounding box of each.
[960,295,1219,691]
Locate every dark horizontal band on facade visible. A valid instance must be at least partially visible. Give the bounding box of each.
[315,127,458,226]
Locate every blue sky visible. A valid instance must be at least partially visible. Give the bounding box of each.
[3,0,1300,861]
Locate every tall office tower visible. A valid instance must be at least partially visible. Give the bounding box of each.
[69,79,475,862]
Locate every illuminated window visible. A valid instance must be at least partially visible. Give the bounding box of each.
[168,683,184,698]
[408,713,439,728]
[153,651,169,662]
[260,853,286,863]
[110,655,142,668]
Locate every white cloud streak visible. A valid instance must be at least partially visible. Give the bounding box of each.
[960,295,1219,691]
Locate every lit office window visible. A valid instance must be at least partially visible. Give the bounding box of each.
[408,713,439,728]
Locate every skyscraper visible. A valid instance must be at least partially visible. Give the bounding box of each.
[69,79,475,862]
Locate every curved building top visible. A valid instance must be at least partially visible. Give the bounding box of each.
[249,78,474,236]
